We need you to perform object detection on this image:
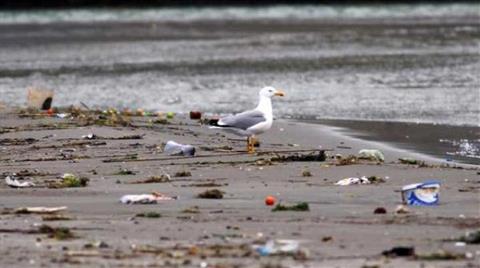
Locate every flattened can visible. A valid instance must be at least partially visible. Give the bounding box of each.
[401,180,440,206]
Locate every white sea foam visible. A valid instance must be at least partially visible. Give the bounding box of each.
[0,4,478,24]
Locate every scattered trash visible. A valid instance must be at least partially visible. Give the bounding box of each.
[5,176,35,188]
[82,134,143,140]
[111,134,144,140]
[181,182,226,187]
[42,214,72,221]
[398,157,424,165]
[153,118,169,124]
[416,250,466,260]
[0,138,38,145]
[120,192,177,204]
[335,176,385,186]
[166,112,175,119]
[84,240,109,249]
[164,140,196,157]
[197,189,224,199]
[374,207,387,214]
[302,170,312,177]
[401,180,440,206]
[49,173,88,188]
[457,230,480,244]
[253,239,300,256]
[182,206,200,214]
[115,168,136,175]
[127,175,171,184]
[382,246,415,257]
[136,212,161,218]
[174,171,192,177]
[358,149,385,162]
[27,87,54,110]
[336,154,358,165]
[131,243,252,258]
[265,195,276,206]
[190,111,202,120]
[63,173,88,187]
[335,176,370,185]
[395,205,410,214]
[272,202,309,212]
[56,113,69,119]
[82,133,98,140]
[38,224,75,240]
[368,176,386,183]
[270,151,326,162]
[14,206,67,214]
[199,145,233,152]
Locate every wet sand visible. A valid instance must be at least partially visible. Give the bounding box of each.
[0,109,479,267]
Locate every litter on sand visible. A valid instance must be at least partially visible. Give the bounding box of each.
[401,180,440,206]
[358,149,385,162]
[120,192,177,204]
[335,176,371,185]
[253,239,300,256]
[164,140,196,157]
[197,189,224,199]
[82,133,98,140]
[14,206,67,214]
[382,246,415,257]
[56,113,69,119]
[5,176,35,188]
[271,202,309,212]
[27,87,54,110]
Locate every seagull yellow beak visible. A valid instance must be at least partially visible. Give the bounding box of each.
[274,90,285,97]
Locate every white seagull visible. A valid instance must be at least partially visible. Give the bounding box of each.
[211,86,285,153]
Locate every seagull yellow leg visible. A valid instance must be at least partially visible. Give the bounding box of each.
[247,136,255,154]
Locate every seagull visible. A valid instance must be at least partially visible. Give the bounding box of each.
[210,86,285,153]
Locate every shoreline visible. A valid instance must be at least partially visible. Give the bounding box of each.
[299,118,480,166]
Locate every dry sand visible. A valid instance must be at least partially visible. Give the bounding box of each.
[0,109,479,268]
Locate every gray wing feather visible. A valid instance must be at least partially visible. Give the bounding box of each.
[218,110,266,130]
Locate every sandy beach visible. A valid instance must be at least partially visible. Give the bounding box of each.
[0,4,479,267]
[0,108,478,267]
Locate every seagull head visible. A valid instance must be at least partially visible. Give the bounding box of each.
[259,86,285,98]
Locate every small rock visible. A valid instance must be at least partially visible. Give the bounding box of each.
[374,207,387,214]
[197,189,224,199]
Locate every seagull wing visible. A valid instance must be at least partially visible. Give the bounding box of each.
[218,110,266,130]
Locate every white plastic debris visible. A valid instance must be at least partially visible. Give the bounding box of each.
[358,149,385,162]
[5,176,35,188]
[335,176,371,186]
[164,140,195,157]
[120,192,176,204]
[253,239,300,256]
[14,206,67,214]
[56,113,69,119]
[82,133,98,140]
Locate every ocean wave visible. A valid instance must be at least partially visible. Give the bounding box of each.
[0,4,478,24]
